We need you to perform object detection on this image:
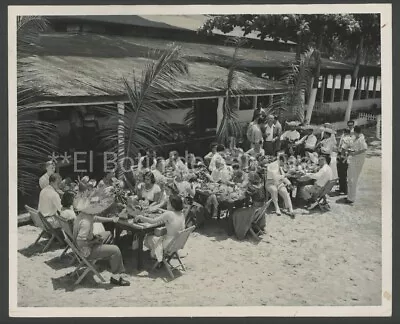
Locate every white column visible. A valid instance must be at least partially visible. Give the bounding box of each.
[376,115,381,139]
[252,95,257,109]
[117,102,125,179]
[216,97,224,131]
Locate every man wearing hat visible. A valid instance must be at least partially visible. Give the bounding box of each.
[73,196,130,286]
[294,125,317,156]
[39,160,56,190]
[316,128,337,165]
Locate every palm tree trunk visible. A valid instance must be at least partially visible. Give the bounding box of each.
[304,49,321,124]
[344,35,364,122]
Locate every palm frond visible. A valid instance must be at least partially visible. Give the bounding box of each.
[266,49,314,122]
[17,16,58,195]
[97,46,189,168]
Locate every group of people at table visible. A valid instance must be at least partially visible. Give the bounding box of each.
[34,109,368,286]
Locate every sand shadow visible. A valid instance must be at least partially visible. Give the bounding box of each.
[146,262,185,283]
[51,271,114,292]
[45,253,77,270]
[18,240,64,258]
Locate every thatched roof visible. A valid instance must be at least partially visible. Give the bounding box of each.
[32,33,380,75]
[20,55,288,106]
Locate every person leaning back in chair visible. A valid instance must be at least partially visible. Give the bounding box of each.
[299,155,333,208]
[38,173,63,229]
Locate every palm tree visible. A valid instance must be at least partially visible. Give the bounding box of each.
[264,49,314,123]
[183,37,245,146]
[17,16,58,196]
[97,46,189,171]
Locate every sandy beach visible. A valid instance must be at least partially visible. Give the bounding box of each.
[17,141,382,307]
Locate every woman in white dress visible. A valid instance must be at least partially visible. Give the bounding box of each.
[138,194,186,263]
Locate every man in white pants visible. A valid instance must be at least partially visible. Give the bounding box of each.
[345,126,368,204]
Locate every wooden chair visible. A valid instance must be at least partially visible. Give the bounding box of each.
[25,205,64,253]
[62,235,106,285]
[151,225,196,280]
[309,179,337,212]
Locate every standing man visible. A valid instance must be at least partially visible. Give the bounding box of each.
[273,115,282,153]
[247,110,266,149]
[345,126,368,204]
[336,128,354,195]
[39,161,56,190]
[263,115,277,156]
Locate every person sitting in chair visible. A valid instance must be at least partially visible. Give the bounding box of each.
[73,196,129,286]
[38,173,63,228]
[299,155,333,208]
[294,125,317,156]
[138,194,186,264]
[280,121,301,156]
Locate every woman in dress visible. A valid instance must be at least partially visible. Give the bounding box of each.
[137,171,162,207]
[138,194,186,264]
[265,155,295,217]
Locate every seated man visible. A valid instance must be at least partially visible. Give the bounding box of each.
[208,144,226,172]
[299,155,333,206]
[295,126,317,156]
[280,121,301,156]
[38,173,63,228]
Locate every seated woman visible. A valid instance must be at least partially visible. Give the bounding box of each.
[265,155,295,218]
[204,142,218,166]
[246,140,265,159]
[136,171,162,207]
[138,194,186,264]
[152,157,167,185]
[73,197,129,286]
[173,170,197,201]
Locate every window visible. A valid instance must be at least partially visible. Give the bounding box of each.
[238,96,253,111]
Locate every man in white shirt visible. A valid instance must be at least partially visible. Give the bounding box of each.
[336,128,354,194]
[346,126,368,204]
[273,115,283,152]
[39,161,56,190]
[247,111,266,149]
[295,126,317,155]
[263,115,278,156]
[38,173,63,228]
[300,155,333,203]
[281,121,301,155]
[317,129,337,164]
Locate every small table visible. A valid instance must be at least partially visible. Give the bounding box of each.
[115,219,163,271]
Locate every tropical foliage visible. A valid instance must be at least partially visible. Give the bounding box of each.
[17,16,58,195]
[264,49,314,122]
[97,46,189,171]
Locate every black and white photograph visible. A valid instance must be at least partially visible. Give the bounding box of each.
[9,4,392,317]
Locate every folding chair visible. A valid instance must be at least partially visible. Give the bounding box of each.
[54,214,77,262]
[309,179,337,212]
[151,225,196,280]
[63,235,106,285]
[25,205,64,253]
[248,198,272,240]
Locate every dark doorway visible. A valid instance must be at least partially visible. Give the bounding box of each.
[194,98,218,135]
